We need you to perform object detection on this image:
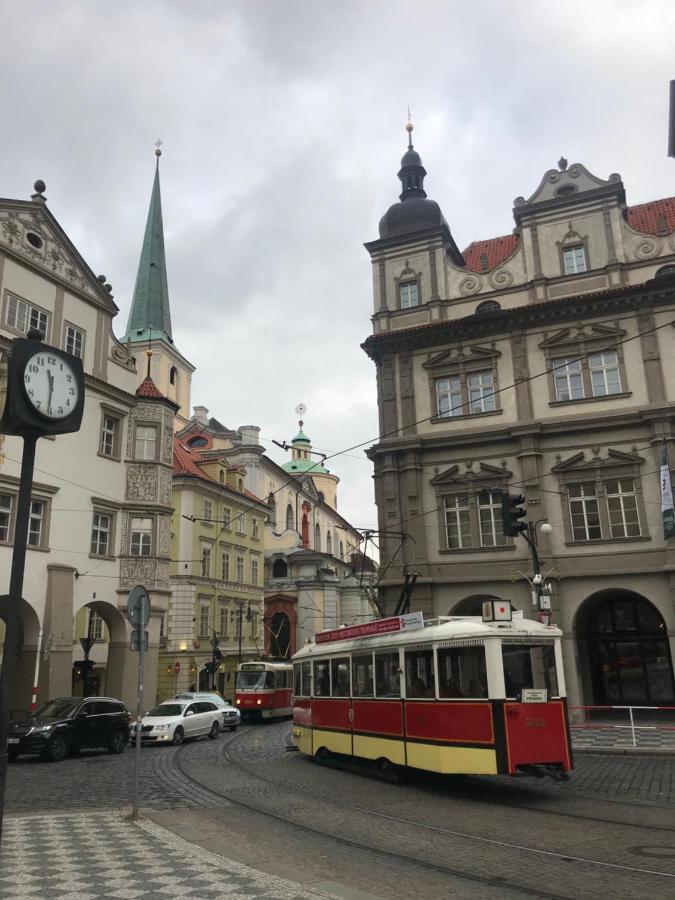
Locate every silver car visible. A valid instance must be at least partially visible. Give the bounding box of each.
[133,700,221,746]
[174,692,241,731]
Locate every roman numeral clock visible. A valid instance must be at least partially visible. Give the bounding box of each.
[0,331,85,436]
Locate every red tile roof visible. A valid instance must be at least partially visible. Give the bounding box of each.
[136,376,165,400]
[462,234,519,273]
[626,197,675,235]
[172,437,268,505]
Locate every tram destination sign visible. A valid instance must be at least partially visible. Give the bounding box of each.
[316,611,424,645]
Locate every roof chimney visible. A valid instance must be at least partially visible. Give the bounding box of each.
[192,405,209,425]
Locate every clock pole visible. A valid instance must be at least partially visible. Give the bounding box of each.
[0,432,37,845]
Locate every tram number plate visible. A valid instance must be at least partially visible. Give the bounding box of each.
[521,688,547,703]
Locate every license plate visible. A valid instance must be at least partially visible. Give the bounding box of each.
[7,738,19,744]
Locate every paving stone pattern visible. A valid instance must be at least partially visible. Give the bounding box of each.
[571,724,675,751]
[0,812,331,899]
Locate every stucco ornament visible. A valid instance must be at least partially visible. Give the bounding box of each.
[127,464,158,501]
[156,516,171,556]
[459,275,483,296]
[634,238,660,260]
[488,268,513,289]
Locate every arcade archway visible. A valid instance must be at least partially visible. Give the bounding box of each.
[576,590,674,705]
[0,595,41,713]
[449,594,502,616]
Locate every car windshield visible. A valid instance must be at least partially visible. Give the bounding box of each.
[32,699,78,720]
[237,671,266,689]
[147,704,184,717]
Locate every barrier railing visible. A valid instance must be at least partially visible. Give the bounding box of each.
[569,705,675,748]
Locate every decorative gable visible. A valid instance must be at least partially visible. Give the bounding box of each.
[0,200,115,311]
[539,322,626,351]
[431,461,512,487]
[423,342,500,370]
[552,448,644,476]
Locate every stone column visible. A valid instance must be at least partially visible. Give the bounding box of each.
[42,564,76,699]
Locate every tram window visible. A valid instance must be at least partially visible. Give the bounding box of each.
[331,658,350,696]
[275,671,289,688]
[502,643,559,698]
[294,665,301,696]
[375,652,400,697]
[437,647,487,698]
[405,649,435,698]
[264,672,276,689]
[301,661,312,697]
[313,660,330,696]
[352,654,374,697]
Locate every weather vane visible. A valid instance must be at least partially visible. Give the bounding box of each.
[295,402,307,426]
[155,138,163,158]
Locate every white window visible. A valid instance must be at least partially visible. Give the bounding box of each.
[130,517,152,556]
[65,324,84,358]
[6,294,50,339]
[436,375,462,418]
[399,282,418,309]
[467,371,496,414]
[221,548,230,581]
[569,483,601,541]
[219,605,229,636]
[552,358,584,402]
[606,479,641,538]
[589,352,622,396]
[134,425,157,460]
[0,493,13,542]
[477,490,506,548]
[91,512,112,556]
[28,500,44,547]
[236,555,244,583]
[249,611,258,638]
[223,507,231,529]
[89,611,104,641]
[203,499,213,523]
[251,557,259,585]
[99,415,119,457]
[201,545,212,578]
[199,603,210,638]
[236,513,246,535]
[252,519,259,539]
[436,370,496,418]
[444,496,472,549]
[563,245,587,275]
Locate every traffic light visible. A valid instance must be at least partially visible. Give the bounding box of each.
[501,493,527,537]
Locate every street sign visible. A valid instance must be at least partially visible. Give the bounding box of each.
[79,636,96,654]
[127,585,150,628]
[173,662,181,674]
[130,630,148,652]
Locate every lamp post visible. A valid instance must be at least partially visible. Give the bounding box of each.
[523,521,553,616]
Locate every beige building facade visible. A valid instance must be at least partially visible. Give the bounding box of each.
[363,133,675,708]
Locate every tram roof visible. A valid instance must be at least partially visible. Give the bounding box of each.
[292,614,561,660]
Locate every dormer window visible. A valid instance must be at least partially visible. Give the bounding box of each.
[399,281,418,309]
[562,245,587,275]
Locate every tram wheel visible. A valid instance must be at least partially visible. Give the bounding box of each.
[378,758,405,784]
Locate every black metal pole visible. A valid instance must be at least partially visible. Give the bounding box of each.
[0,433,38,847]
[237,608,242,664]
[522,524,542,609]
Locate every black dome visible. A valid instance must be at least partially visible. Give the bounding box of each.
[379,197,448,239]
[400,147,422,167]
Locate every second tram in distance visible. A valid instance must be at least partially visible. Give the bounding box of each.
[291,603,573,778]
[235,660,293,720]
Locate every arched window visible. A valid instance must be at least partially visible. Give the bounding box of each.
[326,530,332,555]
[286,504,294,531]
[188,436,208,448]
[339,541,344,559]
[272,559,287,578]
[476,300,501,315]
[169,366,178,385]
[219,470,224,483]
[315,523,321,551]
[655,265,675,279]
[270,612,291,658]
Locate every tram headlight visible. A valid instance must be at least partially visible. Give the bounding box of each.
[236,699,241,704]
[256,699,262,705]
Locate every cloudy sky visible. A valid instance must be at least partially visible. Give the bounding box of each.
[2,0,674,537]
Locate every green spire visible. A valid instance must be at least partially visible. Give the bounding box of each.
[124,148,173,344]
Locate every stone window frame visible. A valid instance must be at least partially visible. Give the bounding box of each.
[0,476,57,550]
[202,497,214,526]
[63,320,85,360]
[98,404,125,461]
[251,553,260,586]
[220,544,231,582]
[540,326,631,408]
[394,265,423,311]
[553,454,650,547]
[3,290,51,342]
[129,514,155,557]
[556,228,590,276]
[133,421,160,462]
[430,465,515,555]
[89,497,120,560]
[424,345,503,424]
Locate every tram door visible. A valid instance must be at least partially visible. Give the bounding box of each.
[310,658,352,756]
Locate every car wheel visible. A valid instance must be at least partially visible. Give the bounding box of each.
[229,725,238,732]
[172,726,184,746]
[108,730,127,754]
[208,721,219,740]
[46,734,69,762]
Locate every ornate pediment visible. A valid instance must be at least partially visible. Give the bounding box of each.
[539,322,626,351]
[0,200,116,311]
[552,448,644,474]
[423,342,499,370]
[514,163,624,209]
[431,461,512,486]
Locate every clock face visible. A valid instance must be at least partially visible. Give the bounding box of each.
[23,350,80,419]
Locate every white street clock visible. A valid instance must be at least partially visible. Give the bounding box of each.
[23,350,80,420]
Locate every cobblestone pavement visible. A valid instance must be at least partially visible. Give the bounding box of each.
[0,811,333,899]
[571,723,675,751]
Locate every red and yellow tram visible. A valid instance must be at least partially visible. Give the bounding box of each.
[291,604,573,777]
[235,660,293,720]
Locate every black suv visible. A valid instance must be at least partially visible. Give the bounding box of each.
[7,697,130,762]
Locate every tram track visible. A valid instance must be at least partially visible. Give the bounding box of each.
[168,724,675,899]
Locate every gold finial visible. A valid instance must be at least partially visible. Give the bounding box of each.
[145,347,153,378]
[155,138,163,158]
[405,109,413,148]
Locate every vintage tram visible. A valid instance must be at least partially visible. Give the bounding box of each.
[235,660,293,720]
[291,603,572,777]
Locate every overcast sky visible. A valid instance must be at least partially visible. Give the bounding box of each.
[2,0,674,538]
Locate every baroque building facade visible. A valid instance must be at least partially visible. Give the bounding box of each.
[0,177,172,712]
[363,127,675,708]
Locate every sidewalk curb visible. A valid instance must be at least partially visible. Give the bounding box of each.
[572,746,675,757]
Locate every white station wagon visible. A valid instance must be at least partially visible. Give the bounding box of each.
[133,700,221,746]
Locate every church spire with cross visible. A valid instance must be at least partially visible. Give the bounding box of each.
[123,141,173,345]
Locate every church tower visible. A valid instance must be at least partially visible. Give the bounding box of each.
[123,145,194,426]
[281,413,339,510]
